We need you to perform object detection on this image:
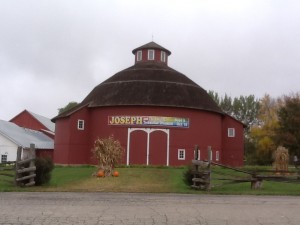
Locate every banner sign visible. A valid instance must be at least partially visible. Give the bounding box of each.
[108,116,189,128]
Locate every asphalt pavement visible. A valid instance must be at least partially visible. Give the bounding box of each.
[0,192,299,225]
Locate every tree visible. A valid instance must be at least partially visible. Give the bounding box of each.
[208,91,260,133]
[209,91,234,115]
[58,101,78,114]
[277,93,300,156]
[208,90,220,106]
[91,136,124,177]
[221,94,234,115]
[232,95,260,132]
[249,94,281,165]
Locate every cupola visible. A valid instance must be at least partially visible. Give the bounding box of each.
[132,41,172,65]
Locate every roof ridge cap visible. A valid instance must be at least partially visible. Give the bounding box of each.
[101,80,200,88]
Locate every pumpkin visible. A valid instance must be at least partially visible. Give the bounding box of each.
[97,170,105,177]
[113,171,119,177]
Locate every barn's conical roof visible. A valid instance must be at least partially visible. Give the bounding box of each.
[81,62,222,113]
[52,42,223,121]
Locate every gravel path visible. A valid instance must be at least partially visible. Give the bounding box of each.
[0,192,299,225]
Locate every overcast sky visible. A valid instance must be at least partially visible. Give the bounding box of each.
[1,0,300,121]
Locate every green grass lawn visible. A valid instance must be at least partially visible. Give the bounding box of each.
[1,165,299,195]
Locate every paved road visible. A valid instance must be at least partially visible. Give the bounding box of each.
[0,192,300,225]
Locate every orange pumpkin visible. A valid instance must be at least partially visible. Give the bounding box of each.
[97,170,105,177]
[113,171,119,177]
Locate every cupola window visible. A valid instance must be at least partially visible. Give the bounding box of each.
[161,51,166,62]
[148,49,155,60]
[137,50,142,61]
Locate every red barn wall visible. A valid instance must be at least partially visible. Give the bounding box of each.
[36,149,54,159]
[68,107,90,164]
[221,116,244,167]
[54,107,90,164]
[53,106,244,167]
[88,106,223,166]
[10,110,48,131]
[53,117,71,164]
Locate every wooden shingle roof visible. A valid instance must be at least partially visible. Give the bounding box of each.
[82,62,222,113]
[132,41,171,55]
[52,43,223,121]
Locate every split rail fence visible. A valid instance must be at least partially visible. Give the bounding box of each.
[191,145,300,191]
[0,144,36,187]
[191,145,211,191]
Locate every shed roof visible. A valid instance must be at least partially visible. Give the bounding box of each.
[0,120,54,149]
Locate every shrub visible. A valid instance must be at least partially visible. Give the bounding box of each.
[183,164,193,186]
[35,157,54,185]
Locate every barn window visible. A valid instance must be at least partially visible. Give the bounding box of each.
[178,149,185,160]
[1,154,7,163]
[161,51,166,62]
[148,49,155,60]
[137,50,142,61]
[228,128,235,137]
[216,151,220,161]
[77,120,85,130]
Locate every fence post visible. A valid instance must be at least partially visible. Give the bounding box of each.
[15,144,36,187]
[194,145,199,160]
[191,145,211,191]
[15,146,22,186]
[27,144,36,186]
[206,146,212,190]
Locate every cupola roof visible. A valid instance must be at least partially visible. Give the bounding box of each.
[132,41,171,55]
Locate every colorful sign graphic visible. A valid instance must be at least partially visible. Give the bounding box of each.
[108,116,189,128]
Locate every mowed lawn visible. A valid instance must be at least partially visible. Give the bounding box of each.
[1,165,300,195]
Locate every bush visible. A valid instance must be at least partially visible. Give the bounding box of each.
[183,164,193,186]
[35,157,54,185]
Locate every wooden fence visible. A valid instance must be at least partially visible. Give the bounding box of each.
[191,145,211,191]
[0,144,36,187]
[0,161,16,178]
[15,144,36,187]
[191,145,300,191]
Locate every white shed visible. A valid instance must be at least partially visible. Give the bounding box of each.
[0,120,54,163]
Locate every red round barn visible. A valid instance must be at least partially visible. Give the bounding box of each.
[52,42,244,167]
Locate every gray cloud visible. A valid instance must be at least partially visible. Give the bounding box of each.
[1,0,300,120]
